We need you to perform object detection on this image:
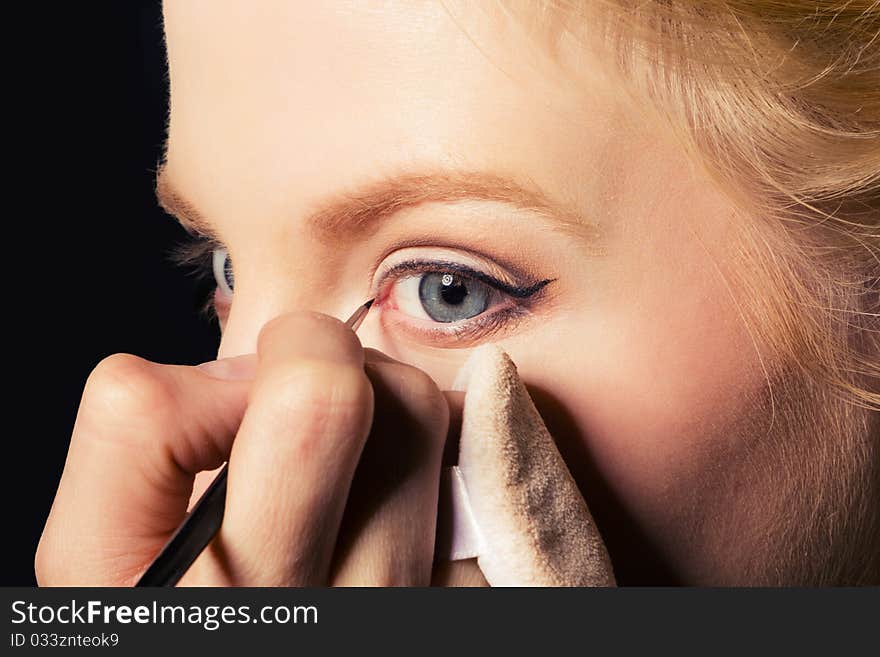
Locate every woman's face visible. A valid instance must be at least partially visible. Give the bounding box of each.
[161,1,781,584]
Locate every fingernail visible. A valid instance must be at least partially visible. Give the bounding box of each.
[196,354,258,380]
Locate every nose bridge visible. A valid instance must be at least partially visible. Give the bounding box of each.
[215,245,368,358]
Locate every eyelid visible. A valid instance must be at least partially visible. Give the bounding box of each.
[368,239,548,291]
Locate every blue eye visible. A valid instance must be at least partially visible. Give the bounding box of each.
[417,272,491,322]
[382,259,555,339]
[212,247,235,296]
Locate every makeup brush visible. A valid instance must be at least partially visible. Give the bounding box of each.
[136,298,375,587]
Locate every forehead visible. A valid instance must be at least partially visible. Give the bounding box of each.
[161,1,642,240]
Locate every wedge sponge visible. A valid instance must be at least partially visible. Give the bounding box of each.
[439,343,616,586]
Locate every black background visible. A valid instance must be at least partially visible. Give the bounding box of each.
[7,2,216,585]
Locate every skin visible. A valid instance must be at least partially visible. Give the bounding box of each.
[37,0,832,586]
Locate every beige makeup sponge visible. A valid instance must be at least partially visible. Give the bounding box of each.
[443,343,616,587]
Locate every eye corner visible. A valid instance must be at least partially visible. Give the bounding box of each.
[211,246,235,297]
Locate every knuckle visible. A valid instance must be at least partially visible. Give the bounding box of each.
[394,365,449,422]
[255,362,374,445]
[34,527,67,586]
[33,535,53,585]
[367,362,449,453]
[256,313,301,351]
[82,354,176,427]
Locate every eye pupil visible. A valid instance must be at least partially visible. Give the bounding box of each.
[439,276,467,305]
[418,272,489,322]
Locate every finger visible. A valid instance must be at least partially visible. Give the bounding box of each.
[330,351,449,586]
[210,311,374,586]
[441,389,464,466]
[36,353,256,586]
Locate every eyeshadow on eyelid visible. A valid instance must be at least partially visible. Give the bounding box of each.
[367,237,553,286]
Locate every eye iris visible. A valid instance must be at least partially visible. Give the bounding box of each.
[224,257,234,290]
[418,272,489,322]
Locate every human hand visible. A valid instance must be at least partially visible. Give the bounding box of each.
[36,311,453,586]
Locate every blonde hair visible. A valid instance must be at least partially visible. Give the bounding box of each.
[452,0,879,582]
[497,0,880,411]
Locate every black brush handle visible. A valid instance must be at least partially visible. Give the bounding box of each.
[135,463,227,586]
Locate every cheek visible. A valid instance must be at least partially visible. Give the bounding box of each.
[505,232,770,541]
[525,302,762,503]
[500,283,770,583]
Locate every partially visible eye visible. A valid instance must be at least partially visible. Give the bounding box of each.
[168,234,233,326]
[212,247,235,297]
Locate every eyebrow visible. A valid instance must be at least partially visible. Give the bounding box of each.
[155,165,598,245]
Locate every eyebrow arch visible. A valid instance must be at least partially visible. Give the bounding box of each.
[155,166,219,239]
[155,165,599,245]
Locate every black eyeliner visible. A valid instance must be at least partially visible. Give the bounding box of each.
[379,259,556,299]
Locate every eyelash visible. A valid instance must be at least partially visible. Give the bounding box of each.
[170,234,556,343]
[168,234,227,321]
